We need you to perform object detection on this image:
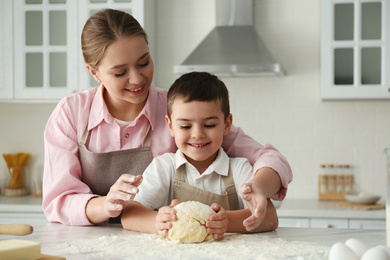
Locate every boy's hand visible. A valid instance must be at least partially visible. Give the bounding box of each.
[155,199,179,237]
[206,203,228,240]
[104,174,143,218]
[239,183,267,231]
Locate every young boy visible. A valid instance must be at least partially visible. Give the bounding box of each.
[121,72,278,240]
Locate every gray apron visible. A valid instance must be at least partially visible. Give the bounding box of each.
[172,164,238,210]
[78,125,153,222]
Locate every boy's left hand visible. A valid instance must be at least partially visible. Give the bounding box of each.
[206,203,228,240]
[239,182,267,231]
[155,199,179,238]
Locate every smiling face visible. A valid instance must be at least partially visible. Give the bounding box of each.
[87,36,154,120]
[166,97,232,172]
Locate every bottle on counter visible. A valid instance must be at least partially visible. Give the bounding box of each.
[327,164,335,193]
[336,164,343,193]
[319,164,327,195]
[343,164,353,194]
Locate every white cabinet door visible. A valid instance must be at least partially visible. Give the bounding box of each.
[13,0,78,100]
[310,218,349,229]
[1,0,147,101]
[0,0,13,100]
[349,219,386,230]
[278,218,310,228]
[321,0,390,99]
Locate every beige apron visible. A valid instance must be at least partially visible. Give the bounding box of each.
[172,164,238,210]
[78,125,153,222]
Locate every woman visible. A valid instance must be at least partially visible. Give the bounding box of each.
[43,9,292,226]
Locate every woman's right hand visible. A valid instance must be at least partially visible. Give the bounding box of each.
[104,174,143,218]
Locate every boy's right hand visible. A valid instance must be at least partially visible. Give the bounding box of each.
[104,174,143,218]
[155,199,179,237]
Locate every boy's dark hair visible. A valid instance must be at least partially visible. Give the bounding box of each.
[167,72,230,120]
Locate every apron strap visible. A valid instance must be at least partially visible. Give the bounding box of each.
[142,125,152,147]
[222,166,234,190]
[80,125,89,145]
[223,166,238,210]
[174,164,186,182]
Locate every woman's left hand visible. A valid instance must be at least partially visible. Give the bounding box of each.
[104,174,143,218]
[239,182,268,231]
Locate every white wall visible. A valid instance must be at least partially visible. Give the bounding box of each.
[1,0,389,200]
[154,0,390,200]
[0,103,56,194]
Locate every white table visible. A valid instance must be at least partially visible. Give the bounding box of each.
[0,222,386,260]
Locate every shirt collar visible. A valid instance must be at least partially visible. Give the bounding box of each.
[88,84,159,130]
[174,147,229,176]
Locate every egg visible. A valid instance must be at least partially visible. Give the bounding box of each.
[361,246,390,260]
[376,245,390,256]
[345,238,369,258]
[329,242,359,260]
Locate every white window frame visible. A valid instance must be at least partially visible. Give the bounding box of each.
[321,0,390,99]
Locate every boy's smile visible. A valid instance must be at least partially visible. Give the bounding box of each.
[166,98,232,173]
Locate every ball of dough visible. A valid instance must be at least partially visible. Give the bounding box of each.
[167,201,216,243]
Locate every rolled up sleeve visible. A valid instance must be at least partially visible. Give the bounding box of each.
[222,125,293,200]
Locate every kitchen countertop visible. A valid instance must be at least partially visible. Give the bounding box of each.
[275,199,385,220]
[0,196,385,220]
[0,223,386,260]
[0,197,387,259]
[0,195,42,213]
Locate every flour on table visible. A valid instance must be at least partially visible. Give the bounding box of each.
[58,232,329,260]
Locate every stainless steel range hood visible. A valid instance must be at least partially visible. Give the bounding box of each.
[173,0,285,76]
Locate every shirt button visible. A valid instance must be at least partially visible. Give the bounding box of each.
[196,179,201,185]
[124,133,130,138]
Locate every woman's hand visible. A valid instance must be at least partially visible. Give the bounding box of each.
[104,174,143,218]
[206,203,228,240]
[239,182,268,231]
[155,199,179,237]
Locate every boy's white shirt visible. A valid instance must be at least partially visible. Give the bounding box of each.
[134,147,253,210]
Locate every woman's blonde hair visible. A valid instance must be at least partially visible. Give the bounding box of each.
[81,9,148,69]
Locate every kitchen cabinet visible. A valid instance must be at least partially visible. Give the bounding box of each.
[349,219,386,230]
[310,218,349,229]
[278,217,310,228]
[279,217,386,230]
[277,199,385,230]
[0,213,47,224]
[321,0,390,99]
[0,196,46,224]
[0,0,151,101]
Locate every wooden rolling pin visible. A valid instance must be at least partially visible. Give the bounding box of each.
[0,224,33,236]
